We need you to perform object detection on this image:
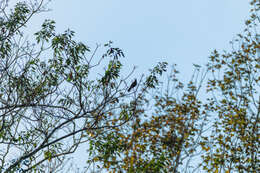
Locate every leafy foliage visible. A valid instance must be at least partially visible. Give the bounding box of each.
[200,9,260,171]
[0,1,259,173]
[86,1,260,173]
[0,1,164,172]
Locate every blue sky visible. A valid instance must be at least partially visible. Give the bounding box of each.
[30,0,250,79]
[21,0,251,170]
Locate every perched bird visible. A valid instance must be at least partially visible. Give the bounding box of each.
[128,79,137,92]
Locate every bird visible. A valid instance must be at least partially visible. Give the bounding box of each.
[128,79,137,92]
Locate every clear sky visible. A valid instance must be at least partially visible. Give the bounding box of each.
[15,0,251,171]
[27,0,250,79]
[20,0,251,81]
